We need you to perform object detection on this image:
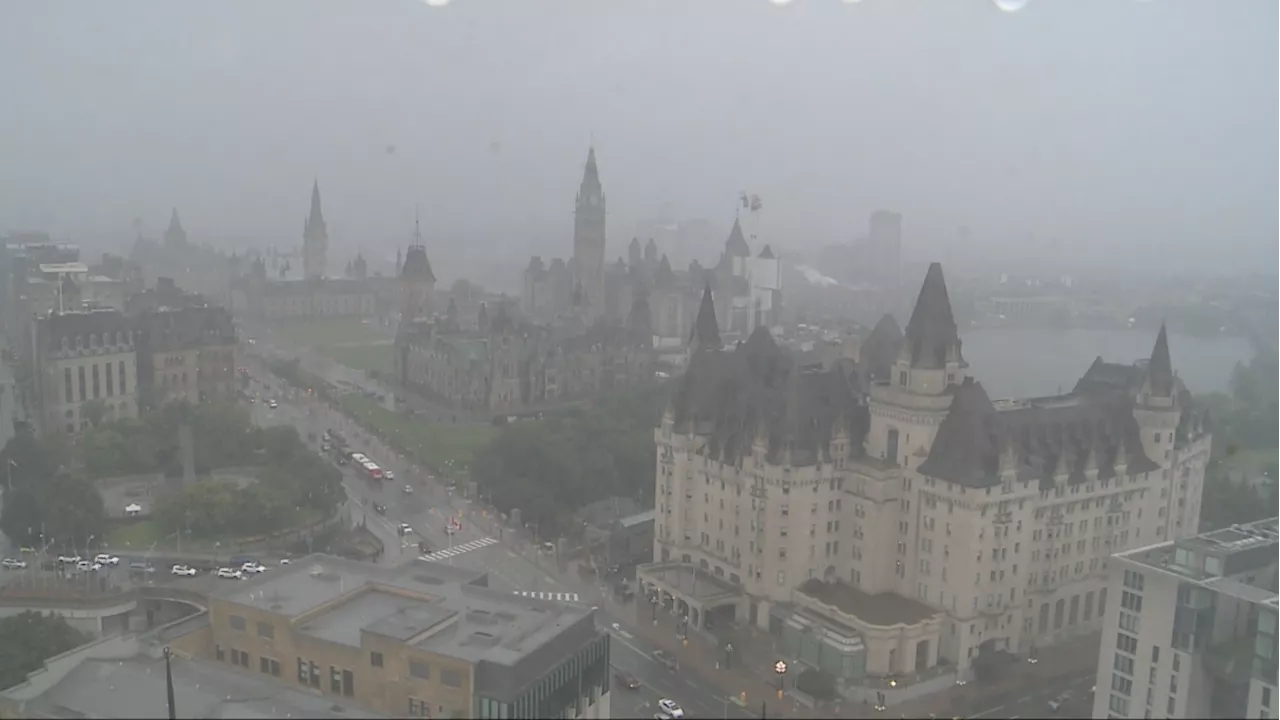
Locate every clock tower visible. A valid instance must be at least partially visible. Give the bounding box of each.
[573,146,606,322]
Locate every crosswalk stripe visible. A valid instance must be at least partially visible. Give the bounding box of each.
[512,590,581,603]
[416,537,497,563]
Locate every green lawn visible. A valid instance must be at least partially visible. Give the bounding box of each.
[1226,447,1278,476]
[272,317,389,348]
[328,344,394,375]
[339,393,494,476]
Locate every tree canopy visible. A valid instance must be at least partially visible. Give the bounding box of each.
[0,430,105,548]
[80,401,256,479]
[1198,347,1279,531]
[470,385,668,539]
[0,611,88,692]
[151,424,345,539]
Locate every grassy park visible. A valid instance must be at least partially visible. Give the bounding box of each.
[338,393,494,476]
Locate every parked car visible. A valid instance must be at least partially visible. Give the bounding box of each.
[241,562,267,574]
[1,558,27,569]
[56,555,81,565]
[229,555,257,567]
[94,554,120,566]
[658,699,684,719]
[268,400,279,409]
[170,564,198,577]
[75,560,102,572]
[384,470,396,481]
[374,503,387,515]
[402,484,414,495]
[216,567,244,580]
[398,523,414,536]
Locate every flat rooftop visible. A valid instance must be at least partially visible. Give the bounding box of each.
[1118,517,1279,592]
[797,578,938,627]
[219,554,596,665]
[13,652,381,719]
[37,262,89,274]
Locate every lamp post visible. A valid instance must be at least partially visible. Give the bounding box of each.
[774,660,788,700]
[163,646,177,720]
[724,643,734,670]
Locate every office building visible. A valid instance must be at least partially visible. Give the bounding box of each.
[1092,517,1278,719]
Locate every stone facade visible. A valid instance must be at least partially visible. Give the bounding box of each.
[32,308,140,434]
[640,261,1211,685]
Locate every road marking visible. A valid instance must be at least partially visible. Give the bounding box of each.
[417,537,497,563]
[970,704,1004,718]
[513,590,580,602]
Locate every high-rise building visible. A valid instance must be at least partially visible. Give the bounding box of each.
[1092,517,1278,720]
[572,147,607,322]
[639,261,1212,700]
[200,554,611,719]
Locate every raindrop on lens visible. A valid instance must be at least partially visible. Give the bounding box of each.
[769,0,795,6]
[423,0,452,7]
[992,0,1032,12]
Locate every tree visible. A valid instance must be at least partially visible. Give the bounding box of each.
[0,611,88,691]
[0,432,102,549]
[80,399,108,427]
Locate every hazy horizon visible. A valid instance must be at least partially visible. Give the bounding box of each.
[1,0,1275,281]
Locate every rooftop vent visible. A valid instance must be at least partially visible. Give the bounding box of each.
[465,630,501,647]
[467,609,497,625]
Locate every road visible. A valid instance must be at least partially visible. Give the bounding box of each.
[966,671,1095,719]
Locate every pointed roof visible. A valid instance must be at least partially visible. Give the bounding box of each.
[860,313,904,383]
[628,237,641,252]
[305,180,326,237]
[644,237,658,255]
[690,282,721,350]
[654,255,677,290]
[164,208,186,246]
[758,244,775,259]
[1146,323,1174,397]
[581,146,600,188]
[402,209,436,282]
[917,379,999,485]
[725,218,750,257]
[902,263,965,370]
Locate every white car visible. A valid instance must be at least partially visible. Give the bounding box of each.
[170,564,198,577]
[76,560,102,572]
[241,562,267,574]
[1,558,26,569]
[94,554,120,566]
[402,484,414,494]
[383,470,395,481]
[398,523,414,535]
[216,567,244,579]
[268,400,279,409]
[279,558,291,565]
[57,555,81,565]
[657,699,684,719]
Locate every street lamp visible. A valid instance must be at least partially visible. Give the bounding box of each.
[774,660,788,700]
[163,646,177,720]
[724,643,735,670]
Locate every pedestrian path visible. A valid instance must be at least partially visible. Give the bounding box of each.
[513,590,581,603]
[417,537,497,563]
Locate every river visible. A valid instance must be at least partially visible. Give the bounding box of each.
[961,327,1251,400]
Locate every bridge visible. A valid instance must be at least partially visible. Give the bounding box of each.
[0,582,209,638]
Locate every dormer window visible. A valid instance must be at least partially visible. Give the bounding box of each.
[899,370,908,386]
[75,335,83,350]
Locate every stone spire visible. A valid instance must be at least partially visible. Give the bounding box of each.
[164,208,186,247]
[725,218,750,257]
[1146,323,1174,397]
[902,262,965,370]
[302,179,329,280]
[689,282,721,352]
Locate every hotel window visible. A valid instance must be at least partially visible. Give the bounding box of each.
[78,366,86,401]
[229,615,246,631]
[330,666,342,694]
[370,651,383,668]
[256,621,274,639]
[215,645,225,662]
[64,368,73,403]
[408,698,431,718]
[91,363,100,398]
[409,660,430,680]
[119,362,127,394]
[105,361,113,396]
[441,668,462,688]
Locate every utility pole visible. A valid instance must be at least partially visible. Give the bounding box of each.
[163,646,177,719]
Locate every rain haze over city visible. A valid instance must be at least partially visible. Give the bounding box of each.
[0,2,1275,720]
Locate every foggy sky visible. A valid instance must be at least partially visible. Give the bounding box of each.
[0,0,1275,279]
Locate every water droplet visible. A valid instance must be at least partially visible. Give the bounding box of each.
[423,0,453,7]
[992,0,1032,11]
[769,0,795,6]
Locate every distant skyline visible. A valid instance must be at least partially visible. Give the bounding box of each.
[1,0,1275,279]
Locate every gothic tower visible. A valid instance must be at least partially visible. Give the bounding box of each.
[164,208,187,248]
[573,146,606,322]
[303,180,329,280]
[399,210,436,324]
